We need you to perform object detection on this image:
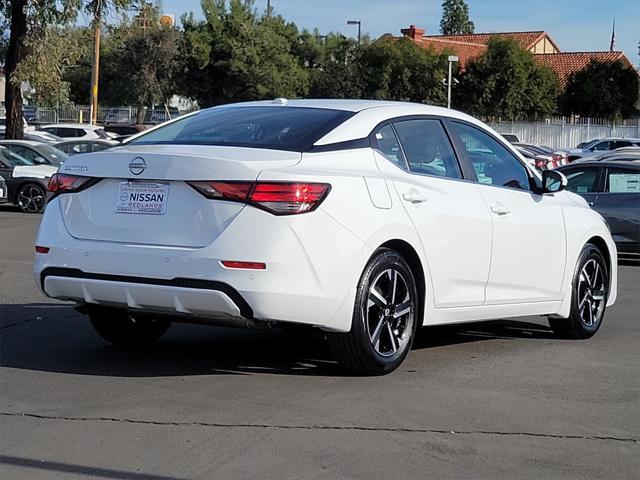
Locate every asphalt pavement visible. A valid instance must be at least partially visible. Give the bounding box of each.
[1,206,639,479]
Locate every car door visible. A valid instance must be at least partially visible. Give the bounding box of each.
[448,121,567,305]
[593,166,640,255]
[371,118,492,308]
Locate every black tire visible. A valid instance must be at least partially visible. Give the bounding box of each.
[328,249,419,375]
[88,307,171,346]
[549,244,608,339]
[17,183,46,214]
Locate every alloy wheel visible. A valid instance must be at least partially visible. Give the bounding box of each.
[365,268,414,357]
[577,258,606,327]
[18,185,45,213]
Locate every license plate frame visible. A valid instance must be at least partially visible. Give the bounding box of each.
[115,181,170,215]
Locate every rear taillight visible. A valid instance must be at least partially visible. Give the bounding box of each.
[47,173,99,197]
[188,181,331,215]
[534,159,547,169]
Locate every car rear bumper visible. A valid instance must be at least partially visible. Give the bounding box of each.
[34,199,370,332]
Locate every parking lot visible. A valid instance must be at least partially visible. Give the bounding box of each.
[1,206,639,479]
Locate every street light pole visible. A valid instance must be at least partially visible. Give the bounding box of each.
[347,20,361,45]
[447,55,458,109]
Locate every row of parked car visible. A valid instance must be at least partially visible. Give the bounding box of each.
[500,133,639,263]
[0,120,149,212]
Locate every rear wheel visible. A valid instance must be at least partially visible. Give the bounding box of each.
[17,183,46,213]
[549,244,608,339]
[328,249,419,375]
[88,307,171,346]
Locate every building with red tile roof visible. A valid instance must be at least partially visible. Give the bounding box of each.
[535,51,633,86]
[396,25,637,89]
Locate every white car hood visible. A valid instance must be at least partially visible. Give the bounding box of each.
[13,164,58,179]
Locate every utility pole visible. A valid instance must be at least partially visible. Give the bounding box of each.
[89,7,102,125]
[347,20,361,45]
[267,0,271,18]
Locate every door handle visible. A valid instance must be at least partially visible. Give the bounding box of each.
[402,190,427,204]
[490,202,511,215]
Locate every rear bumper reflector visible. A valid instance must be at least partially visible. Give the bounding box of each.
[221,261,266,270]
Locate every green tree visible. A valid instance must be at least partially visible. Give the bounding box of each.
[181,0,308,107]
[1,0,137,138]
[458,37,560,120]
[440,0,474,35]
[357,37,449,104]
[561,60,640,120]
[308,33,362,98]
[12,27,84,107]
[110,6,185,123]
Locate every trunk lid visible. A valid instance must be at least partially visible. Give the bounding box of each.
[58,145,301,247]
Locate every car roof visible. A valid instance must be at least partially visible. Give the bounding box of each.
[559,160,640,169]
[55,139,115,145]
[40,123,103,130]
[595,137,640,142]
[220,98,463,115]
[0,139,43,147]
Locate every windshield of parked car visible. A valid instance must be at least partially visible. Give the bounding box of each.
[35,145,69,165]
[0,147,34,167]
[128,106,355,152]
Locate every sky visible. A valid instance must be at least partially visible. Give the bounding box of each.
[160,0,640,66]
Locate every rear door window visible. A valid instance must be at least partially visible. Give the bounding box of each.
[606,167,640,193]
[393,119,462,179]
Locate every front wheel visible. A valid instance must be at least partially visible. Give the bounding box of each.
[17,183,46,213]
[549,244,609,339]
[88,307,171,346]
[328,249,419,375]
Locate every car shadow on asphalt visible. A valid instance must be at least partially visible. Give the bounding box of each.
[0,303,554,378]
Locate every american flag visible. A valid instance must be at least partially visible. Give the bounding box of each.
[609,19,616,52]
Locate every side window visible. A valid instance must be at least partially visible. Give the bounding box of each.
[372,124,407,171]
[75,129,87,138]
[614,141,632,149]
[606,168,640,193]
[73,143,90,154]
[9,146,35,162]
[393,119,461,179]
[563,168,600,193]
[592,141,612,151]
[451,122,531,191]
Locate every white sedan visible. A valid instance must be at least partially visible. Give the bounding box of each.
[34,100,617,375]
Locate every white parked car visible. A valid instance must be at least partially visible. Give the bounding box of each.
[565,137,640,162]
[38,123,111,140]
[34,100,618,375]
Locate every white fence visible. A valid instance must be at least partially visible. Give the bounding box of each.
[489,119,640,149]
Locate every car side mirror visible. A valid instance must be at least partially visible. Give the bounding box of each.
[34,156,46,164]
[542,170,567,194]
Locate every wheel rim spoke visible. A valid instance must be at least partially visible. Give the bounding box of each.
[386,322,398,354]
[370,316,385,346]
[390,270,398,304]
[393,299,411,319]
[369,287,387,308]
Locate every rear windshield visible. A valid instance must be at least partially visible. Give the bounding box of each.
[128,106,355,152]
